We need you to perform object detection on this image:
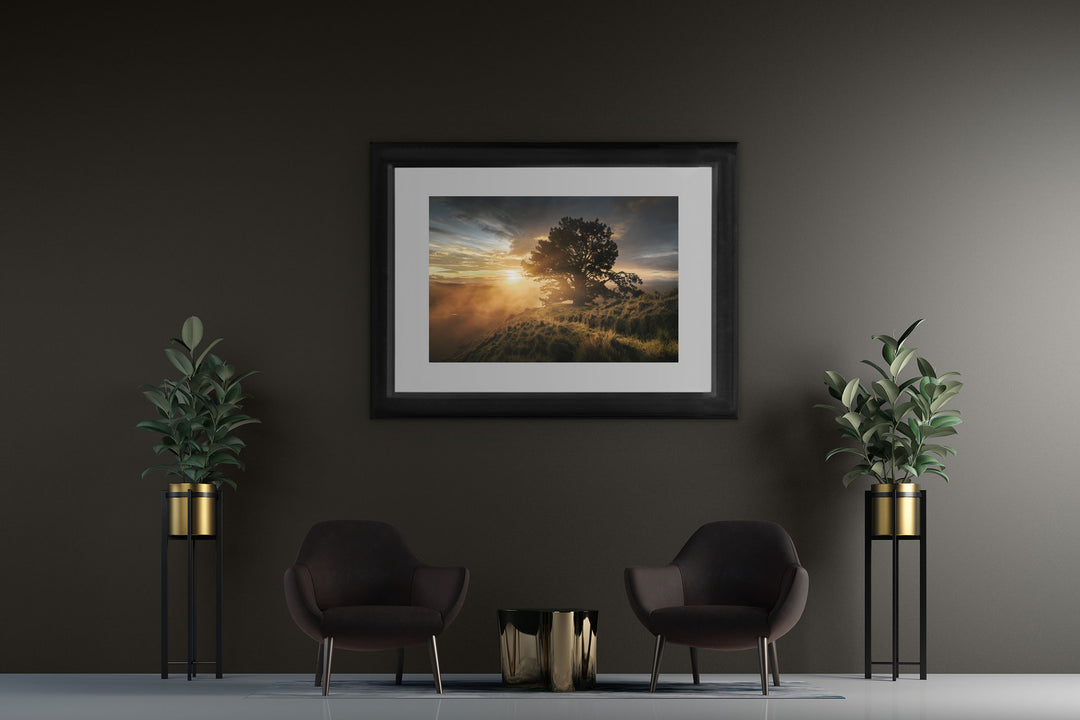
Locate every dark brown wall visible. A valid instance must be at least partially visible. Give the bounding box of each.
[4,1,1080,674]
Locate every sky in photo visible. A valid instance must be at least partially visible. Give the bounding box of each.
[429,196,678,289]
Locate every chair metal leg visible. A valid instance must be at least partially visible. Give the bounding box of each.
[427,636,443,694]
[396,647,405,685]
[769,640,780,687]
[689,646,700,684]
[321,637,334,697]
[757,637,769,695]
[649,635,666,692]
[314,638,325,687]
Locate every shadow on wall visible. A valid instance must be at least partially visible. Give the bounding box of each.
[748,389,864,670]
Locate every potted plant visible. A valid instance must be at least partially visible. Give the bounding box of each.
[137,316,260,536]
[817,319,962,536]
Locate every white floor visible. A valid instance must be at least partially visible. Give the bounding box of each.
[0,674,1077,720]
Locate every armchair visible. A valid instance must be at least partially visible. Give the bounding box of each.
[625,521,808,694]
[284,520,469,695]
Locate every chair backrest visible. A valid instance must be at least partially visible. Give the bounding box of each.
[673,521,800,608]
[295,520,421,609]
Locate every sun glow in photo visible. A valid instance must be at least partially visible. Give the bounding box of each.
[503,269,523,283]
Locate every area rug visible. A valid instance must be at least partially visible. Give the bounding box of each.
[249,675,844,700]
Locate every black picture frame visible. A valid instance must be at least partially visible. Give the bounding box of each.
[370,142,737,418]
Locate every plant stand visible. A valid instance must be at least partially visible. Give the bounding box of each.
[864,488,926,680]
[161,487,223,680]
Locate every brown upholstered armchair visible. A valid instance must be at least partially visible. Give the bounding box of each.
[625,521,809,694]
[284,520,469,695]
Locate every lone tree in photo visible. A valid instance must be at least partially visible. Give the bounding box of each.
[521,216,644,306]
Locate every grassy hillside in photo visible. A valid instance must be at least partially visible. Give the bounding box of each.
[451,290,678,362]
[429,280,541,361]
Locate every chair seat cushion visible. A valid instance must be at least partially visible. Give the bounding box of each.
[321,605,443,651]
[649,605,769,650]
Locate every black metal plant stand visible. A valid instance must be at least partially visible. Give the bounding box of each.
[161,487,223,680]
[864,488,926,680]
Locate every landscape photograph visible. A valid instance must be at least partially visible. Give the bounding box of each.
[429,196,679,362]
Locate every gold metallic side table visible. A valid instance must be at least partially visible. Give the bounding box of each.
[498,609,597,691]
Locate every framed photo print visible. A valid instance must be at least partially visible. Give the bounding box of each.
[370,142,737,418]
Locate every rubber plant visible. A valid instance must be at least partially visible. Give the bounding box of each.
[816,319,962,487]
[137,316,260,490]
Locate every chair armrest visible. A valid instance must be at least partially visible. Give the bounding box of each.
[768,563,809,639]
[412,565,470,629]
[284,563,323,641]
[625,565,684,629]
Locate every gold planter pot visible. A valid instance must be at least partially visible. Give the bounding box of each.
[167,482,217,537]
[870,483,921,537]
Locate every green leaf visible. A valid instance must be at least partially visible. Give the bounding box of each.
[181,316,204,351]
[209,402,241,418]
[826,447,863,462]
[873,334,899,364]
[220,418,261,433]
[912,394,931,420]
[824,370,846,398]
[889,347,917,377]
[861,359,890,379]
[852,390,869,412]
[873,378,900,405]
[909,417,922,439]
[930,390,960,413]
[135,420,171,434]
[164,348,194,377]
[842,466,869,487]
[142,390,171,414]
[916,356,937,379]
[896,422,914,441]
[870,461,886,477]
[861,422,890,443]
[925,468,950,482]
[892,400,915,421]
[207,452,243,468]
[923,426,958,439]
[930,415,962,428]
[897,319,924,346]
[842,378,861,409]
[141,463,182,479]
[898,376,921,394]
[195,337,224,370]
[813,403,840,413]
[923,443,956,457]
[224,384,245,404]
[838,412,862,431]
[208,439,245,454]
[225,369,258,386]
